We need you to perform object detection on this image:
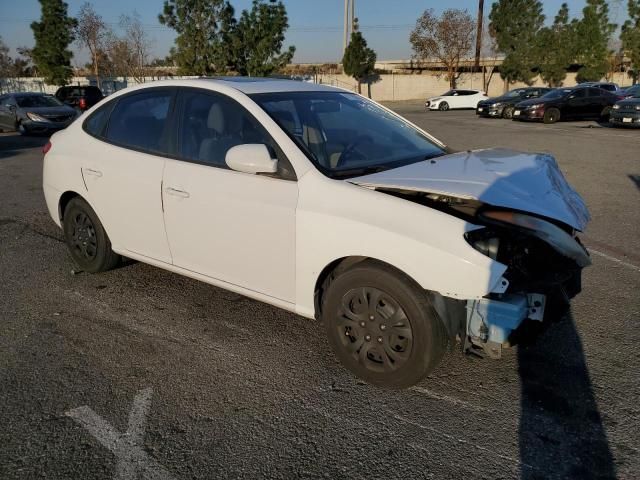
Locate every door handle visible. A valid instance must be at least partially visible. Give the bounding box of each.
[84,168,102,178]
[164,187,190,198]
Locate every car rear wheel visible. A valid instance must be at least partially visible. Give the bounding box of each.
[322,260,447,388]
[438,102,449,111]
[63,197,120,273]
[543,108,560,124]
[600,106,612,122]
[502,106,515,119]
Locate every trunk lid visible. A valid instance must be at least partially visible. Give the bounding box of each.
[348,148,590,231]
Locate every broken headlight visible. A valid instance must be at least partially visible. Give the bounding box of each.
[480,210,591,268]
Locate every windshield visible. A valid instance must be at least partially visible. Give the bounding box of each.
[251,91,446,179]
[541,89,572,99]
[16,95,64,108]
[441,90,456,96]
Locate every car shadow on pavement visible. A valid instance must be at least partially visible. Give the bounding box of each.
[517,312,616,479]
[0,133,48,160]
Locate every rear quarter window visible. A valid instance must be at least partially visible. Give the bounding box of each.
[83,101,115,138]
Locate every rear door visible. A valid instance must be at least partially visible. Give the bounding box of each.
[81,88,175,263]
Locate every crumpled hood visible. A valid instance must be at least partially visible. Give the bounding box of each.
[348,148,590,231]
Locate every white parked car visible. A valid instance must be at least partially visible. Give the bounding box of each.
[43,78,590,388]
[426,89,489,111]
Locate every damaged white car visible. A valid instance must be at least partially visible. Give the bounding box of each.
[43,79,590,388]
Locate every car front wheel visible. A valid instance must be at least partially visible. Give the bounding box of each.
[63,197,120,273]
[438,102,449,111]
[502,106,515,119]
[543,108,560,124]
[322,261,447,388]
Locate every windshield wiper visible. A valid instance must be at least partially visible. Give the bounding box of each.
[330,165,389,179]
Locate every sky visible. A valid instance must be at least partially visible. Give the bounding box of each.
[0,0,630,65]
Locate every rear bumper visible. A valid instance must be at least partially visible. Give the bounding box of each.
[43,183,63,227]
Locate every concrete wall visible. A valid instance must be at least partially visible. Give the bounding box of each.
[317,71,634,101]
[1,72,633,101]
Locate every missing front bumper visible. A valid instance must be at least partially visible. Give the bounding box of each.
[465,294,546,359]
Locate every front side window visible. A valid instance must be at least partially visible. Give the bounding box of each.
[105,90,173,154]
[252,91,446,179]
[177,90,277,169]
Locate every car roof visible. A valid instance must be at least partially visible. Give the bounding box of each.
[193,77,343,94]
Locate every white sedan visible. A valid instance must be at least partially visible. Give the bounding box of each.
[426,89,488,110]
[43,78,590,388]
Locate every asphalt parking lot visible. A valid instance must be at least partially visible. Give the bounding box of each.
[1,104,638,479]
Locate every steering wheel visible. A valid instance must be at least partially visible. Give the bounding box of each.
[336,135,374,168]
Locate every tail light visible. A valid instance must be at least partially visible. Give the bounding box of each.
[78,97,87,110]
[43,141,52,155]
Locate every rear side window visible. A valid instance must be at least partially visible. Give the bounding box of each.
[83,102,114,138]
[106,90,173,155]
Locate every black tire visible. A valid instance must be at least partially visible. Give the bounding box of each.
[438,102,449,111]
[502,105,515,119]
[599,106,612,122]
[543,108,560,124]
[322,260,447,388]
[62,197,120,273]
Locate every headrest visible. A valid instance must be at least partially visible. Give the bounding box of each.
[207,103,225,134]
[207,101,243,135]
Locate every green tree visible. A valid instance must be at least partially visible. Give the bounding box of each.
[158,0,235,75]
[0,37,12,78]
[621,0,640,83]
[228,0,295,76]
[537,3,576,86]
[489,0,544,85]
[342,20,377,95]
[574,0,616,82]
[30,0,77,85]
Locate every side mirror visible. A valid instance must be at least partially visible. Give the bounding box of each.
[568,94,576,99]
[6,104,16,111]
[225,144,277,175]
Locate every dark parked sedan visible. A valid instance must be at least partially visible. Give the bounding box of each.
[0,92,77,135]
[476,87,551,119]
[512,86,620,124]
[55,85,104,112]
[609,92,640,128]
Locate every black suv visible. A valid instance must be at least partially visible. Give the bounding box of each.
[55,85,104,112]
[476,87,551,119]
[513,86,620,124]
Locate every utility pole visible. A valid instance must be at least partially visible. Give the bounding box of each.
[474,0,484,70]
[351,0,355,30]
[343,0,356,55]
[343,0,350,55]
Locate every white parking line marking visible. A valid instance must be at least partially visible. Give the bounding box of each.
[590,249,640,273]
[66,388,175,480]
[410,386,496,414]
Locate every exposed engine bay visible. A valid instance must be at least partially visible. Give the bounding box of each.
[372,187,589,359]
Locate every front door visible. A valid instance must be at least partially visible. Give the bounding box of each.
[82,88,175,263]
[161,89,298,303]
